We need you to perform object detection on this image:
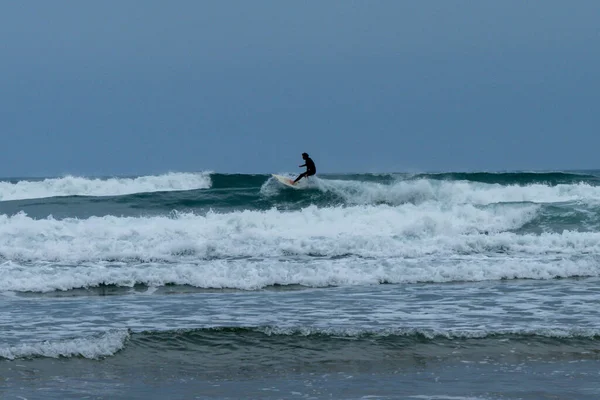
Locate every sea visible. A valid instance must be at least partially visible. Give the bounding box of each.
[2,171,600,399]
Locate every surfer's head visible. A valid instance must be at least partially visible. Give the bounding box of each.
[302,152,309,159]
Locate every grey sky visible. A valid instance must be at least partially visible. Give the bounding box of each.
[1,1,599,176]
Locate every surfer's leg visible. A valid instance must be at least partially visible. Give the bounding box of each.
[293,172,307,184]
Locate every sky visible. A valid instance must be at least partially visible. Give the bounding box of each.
[1,1,599,177]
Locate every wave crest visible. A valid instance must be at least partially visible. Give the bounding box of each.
[0,172,212,201]
[0,330,129,360]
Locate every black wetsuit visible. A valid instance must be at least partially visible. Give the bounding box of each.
[294,157,316,183]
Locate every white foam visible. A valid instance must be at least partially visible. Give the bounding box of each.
[0,330,129,360]
[408,396,490,400]
[250,326,600,339]
[3,201,600,291]
[263,176,600,206]
[2,255,597,292]
[0,172,212,201]
[0,204,538,263]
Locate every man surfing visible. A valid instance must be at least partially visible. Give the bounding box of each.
[293,152,316,184]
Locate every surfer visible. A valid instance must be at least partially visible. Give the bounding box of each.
[293,152,316,184]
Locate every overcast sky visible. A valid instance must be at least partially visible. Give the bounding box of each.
[1,1,599,176]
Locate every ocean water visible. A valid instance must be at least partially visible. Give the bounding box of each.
[2,171,600,399]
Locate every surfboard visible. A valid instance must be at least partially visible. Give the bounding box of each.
[272,174,297,188]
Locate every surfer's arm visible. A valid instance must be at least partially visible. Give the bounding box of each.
[299,163,306,168]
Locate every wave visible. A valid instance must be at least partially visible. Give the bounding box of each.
[2,255,599,293]
[287,178,600,207]
[3,205,600,292]
[0,330,129,360]
[0,172,212,201]
[4,326,600,360]
[198,173,600,209]
[0,203,539,263]
[412,171,600,186]
[143,325,600,340]
[4,173,600,214]
[266,171,599,186]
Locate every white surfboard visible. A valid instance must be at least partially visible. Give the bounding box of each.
[272,174,297,188]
